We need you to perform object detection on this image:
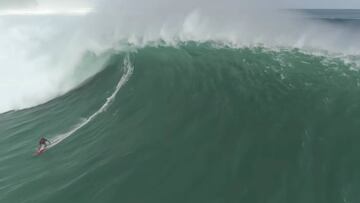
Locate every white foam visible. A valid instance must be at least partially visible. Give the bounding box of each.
[48,55,133,148]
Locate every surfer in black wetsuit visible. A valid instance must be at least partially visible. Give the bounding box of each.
[39,137,50,149]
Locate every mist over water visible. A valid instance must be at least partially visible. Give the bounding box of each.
[0,15,110,113]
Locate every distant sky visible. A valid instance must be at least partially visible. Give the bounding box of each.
[0,0,360,10]
[0,0,92,9]
[0,0,37,9]
[36,0,92,9]
[282,0,360,9]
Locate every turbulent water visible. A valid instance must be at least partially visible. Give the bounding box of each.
[1,8,360,203]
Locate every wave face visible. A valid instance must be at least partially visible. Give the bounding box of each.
[1,43,360,203]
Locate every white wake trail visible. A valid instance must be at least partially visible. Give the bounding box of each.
[48,55,134,148]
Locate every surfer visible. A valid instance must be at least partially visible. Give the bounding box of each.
[38,137,50,150]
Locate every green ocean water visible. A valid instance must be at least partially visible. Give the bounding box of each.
[1,43,360,203]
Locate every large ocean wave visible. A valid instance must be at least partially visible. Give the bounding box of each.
[1,5,360,113]
[0,43,359,202]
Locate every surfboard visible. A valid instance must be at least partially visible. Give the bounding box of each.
[33,146,47,156]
